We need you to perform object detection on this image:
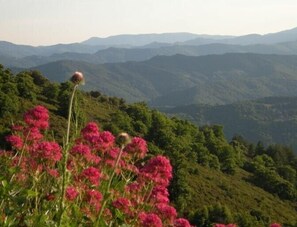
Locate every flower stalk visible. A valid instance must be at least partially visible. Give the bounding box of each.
[58,72,83,226]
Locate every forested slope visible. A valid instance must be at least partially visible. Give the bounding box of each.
[0,65,296,226]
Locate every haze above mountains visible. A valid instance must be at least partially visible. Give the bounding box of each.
[2,26,297,149]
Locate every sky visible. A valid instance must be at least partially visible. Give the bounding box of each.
[1,0,297,46]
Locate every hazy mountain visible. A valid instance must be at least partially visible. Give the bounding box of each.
[81,32,221,46]
[82,27,297,48]
[28,53,297,105]
[162,96,297,151]
[0,41,106,58]
[4,40,297,68]
[83,27,297,47]
[182,27,297,45]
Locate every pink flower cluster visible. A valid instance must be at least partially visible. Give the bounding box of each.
[65,120,190,226]
[139,155,173,187]
[5,106,61,182]
[3,106,192,225]
[24,105,49,129]
[214,223,282,227]
[214,224,237,227]
[125,137,147,158]
[270,224,282,227]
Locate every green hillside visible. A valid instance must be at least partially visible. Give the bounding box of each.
[162,96,297,153]
[0,65,296,226]
[26,53,297,106]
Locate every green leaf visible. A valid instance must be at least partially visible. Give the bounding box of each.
[26,189,37,198]
[2,180,8,188]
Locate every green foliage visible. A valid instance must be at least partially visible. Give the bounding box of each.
[0,68,20,117]
[201,126,239,174]
[57,81,74,117]
[0,91,19,118]
[277,165,296,185]
[43,82,60,101]
[190,203,234,226]
[251,161,297,200]
[15,72,38,101]
[164,96,297,153]
[0,66,297,224]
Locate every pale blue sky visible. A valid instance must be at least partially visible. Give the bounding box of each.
[1,0,297,46]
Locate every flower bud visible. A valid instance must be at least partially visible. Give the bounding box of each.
[116,132,131,147]
[70,71,84,84]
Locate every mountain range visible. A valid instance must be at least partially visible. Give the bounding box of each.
[26,53,297,106]
[2,41,297,68]
[2,27,297,68]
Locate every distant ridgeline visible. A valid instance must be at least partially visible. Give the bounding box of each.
[13,53,297,106]
[161,97,297,153]
[0,65,296,225]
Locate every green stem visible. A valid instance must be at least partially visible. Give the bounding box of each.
[58,84,78,227]
[35,183,38,211]
[96,145,124,225]
[66,84,78,146]
[33,172,40,213]
[9,130,31,184]
[107,146,124,191]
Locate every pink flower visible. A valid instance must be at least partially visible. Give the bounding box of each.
[11,125,23,131]
[126,182,141,192]
[86,189,102,211]
[66,187,79,201]
[36,141,62,162]
[47,168,60,178]
[97,131,115,149]
[107,148,120,159]
[103,208,113,220]
[46,193,56,201]
[81,122,100,143]
[214,225,226,227]
[270,224,282,227]
[125,137,147,158]
[81,167,101,185]
[139,212,163,227]
[89,154,101,164]
[24,106,49,129]
[6,135,23,149]
[156,203,177,223]
[174,218,191,227]
[140,155,173,187]
[71,144,93,161]
[25,127,43,141]
[112,197,132,214]
[150,186,169,204]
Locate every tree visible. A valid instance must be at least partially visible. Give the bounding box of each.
[15,72,37,101]
[0,91,19,117]
[43,82,60,101]
[29,70,49,86]
[190,204,234,226]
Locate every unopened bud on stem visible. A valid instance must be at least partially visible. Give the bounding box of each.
[70,71,84,85]
[116,132,131,147]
